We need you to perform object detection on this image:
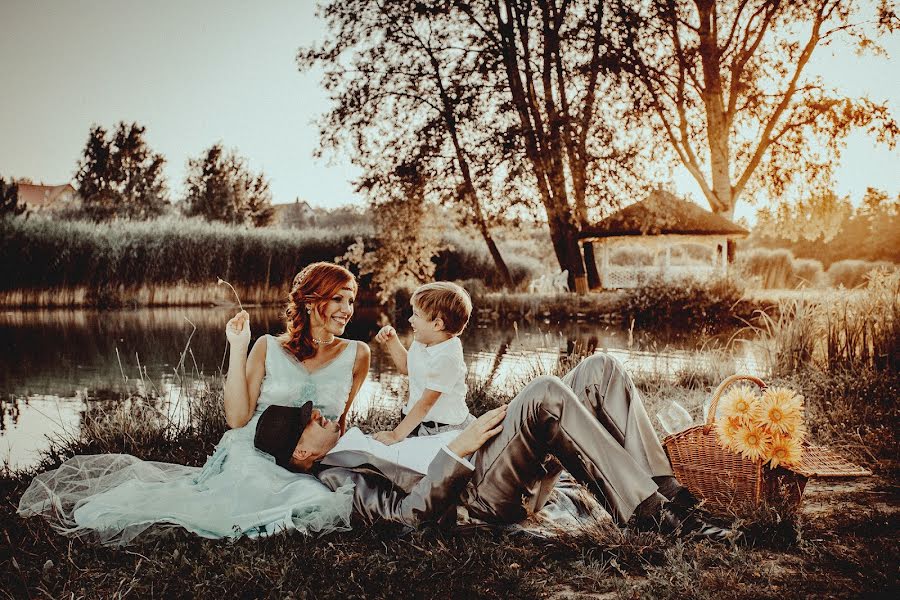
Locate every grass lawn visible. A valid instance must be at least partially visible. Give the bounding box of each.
[2,358,895,599]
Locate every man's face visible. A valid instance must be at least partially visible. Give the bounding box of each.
[290,408,341,469]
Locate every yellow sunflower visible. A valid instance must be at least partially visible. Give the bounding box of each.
[766,433,804,469]
[753,387,804,436]
[717,385,758,424]
[716,415,743,451]
[734,423,772,463]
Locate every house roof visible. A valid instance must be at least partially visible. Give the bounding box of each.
[17,183,77,208]
[579,190,749,240]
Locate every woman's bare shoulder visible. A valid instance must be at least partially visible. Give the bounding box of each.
[352,340,371,367]
[247,334,269,366]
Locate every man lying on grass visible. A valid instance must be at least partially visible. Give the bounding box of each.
[255,353,735,542]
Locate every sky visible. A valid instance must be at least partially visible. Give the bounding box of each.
[1,0,897,222]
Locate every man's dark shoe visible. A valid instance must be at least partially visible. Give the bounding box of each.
[634,506,738,544]
[670,508,740,543]
[670,487,701,512]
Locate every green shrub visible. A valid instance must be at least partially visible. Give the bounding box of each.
[737,248,797,289]
[621,276,745,327]
[793,258,824,288]
[826,259,896,289]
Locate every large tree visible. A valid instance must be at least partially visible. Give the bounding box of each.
[459,0,643,291]
[74,122,169,221]
[182,143,275,227]
[303,0,643,292]
[614,0,897,222]
[300,1,517,286]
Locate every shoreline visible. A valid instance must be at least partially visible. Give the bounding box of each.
[0,286,773,325]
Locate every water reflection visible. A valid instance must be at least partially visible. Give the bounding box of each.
[0,307,762,469]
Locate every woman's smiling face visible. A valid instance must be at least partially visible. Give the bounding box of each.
[313,285,356,335]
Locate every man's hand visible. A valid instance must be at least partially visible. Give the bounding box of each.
[225,310,251,347]
[373,430,401,445]
[374,325,397,345]
[447,405,507,458]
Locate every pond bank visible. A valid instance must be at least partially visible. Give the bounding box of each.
[0,285,772,333]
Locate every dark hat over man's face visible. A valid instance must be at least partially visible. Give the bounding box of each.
[254,401,314,472]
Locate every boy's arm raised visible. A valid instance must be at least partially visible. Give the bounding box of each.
[374,325,408,374]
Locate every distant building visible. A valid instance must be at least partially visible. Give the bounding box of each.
[275,198,317,228]
[16,182,80,213]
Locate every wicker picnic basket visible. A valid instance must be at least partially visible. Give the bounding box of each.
[663,374,871,516]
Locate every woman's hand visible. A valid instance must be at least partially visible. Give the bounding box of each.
[447,405,507,458]
[374,325,397,345]
[226,310,251,348]
[373,430,401,445]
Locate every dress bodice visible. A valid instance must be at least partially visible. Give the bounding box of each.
[256,334,357,421]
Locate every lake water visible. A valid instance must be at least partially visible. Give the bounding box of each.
[0,306,765,469]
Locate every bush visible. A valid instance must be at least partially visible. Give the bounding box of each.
[793,258,824,288]
[621,276,745,327]
[826,259,896,289]
[736,248,797,289]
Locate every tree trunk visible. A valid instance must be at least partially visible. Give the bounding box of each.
[479,223,514,287]
[428,50,515,289]
[583,241,600,289]
[697,0,735,217]
[547,212,588,294]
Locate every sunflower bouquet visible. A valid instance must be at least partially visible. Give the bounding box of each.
[714,385,806,469]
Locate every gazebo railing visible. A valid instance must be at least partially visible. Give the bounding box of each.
[601,264,719,289]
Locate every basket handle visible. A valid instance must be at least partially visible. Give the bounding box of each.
[703,374,768,433]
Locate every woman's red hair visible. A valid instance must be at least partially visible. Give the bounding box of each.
[281,262,357,362]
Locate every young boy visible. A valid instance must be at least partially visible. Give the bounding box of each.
[372,282,474,444]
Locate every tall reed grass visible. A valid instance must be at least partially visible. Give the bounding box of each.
[0,216,542,306]
[747,269,899,375]
[437,230,543,289]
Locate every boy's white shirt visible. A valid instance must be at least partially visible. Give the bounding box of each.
[329,427,474,474]
[405,336,470,425]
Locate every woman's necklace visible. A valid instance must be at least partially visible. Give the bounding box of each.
[312,333,336,345]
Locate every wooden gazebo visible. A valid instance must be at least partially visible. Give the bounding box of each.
[579,190,749,289]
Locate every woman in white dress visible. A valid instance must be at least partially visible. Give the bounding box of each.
[18,262,371,545]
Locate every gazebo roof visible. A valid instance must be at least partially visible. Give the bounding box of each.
[579,190,749,241]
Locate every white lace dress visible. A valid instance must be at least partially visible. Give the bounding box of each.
[18,336,360,545]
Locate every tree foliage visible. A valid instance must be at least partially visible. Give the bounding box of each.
[614,0,898,219]
[304,0,896,289]
[74,122,169,221]
[753,187,899,266]
[336,167,447,303]
[0,176,24,216]
[302,0,646,291]
[182,143,274,227]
